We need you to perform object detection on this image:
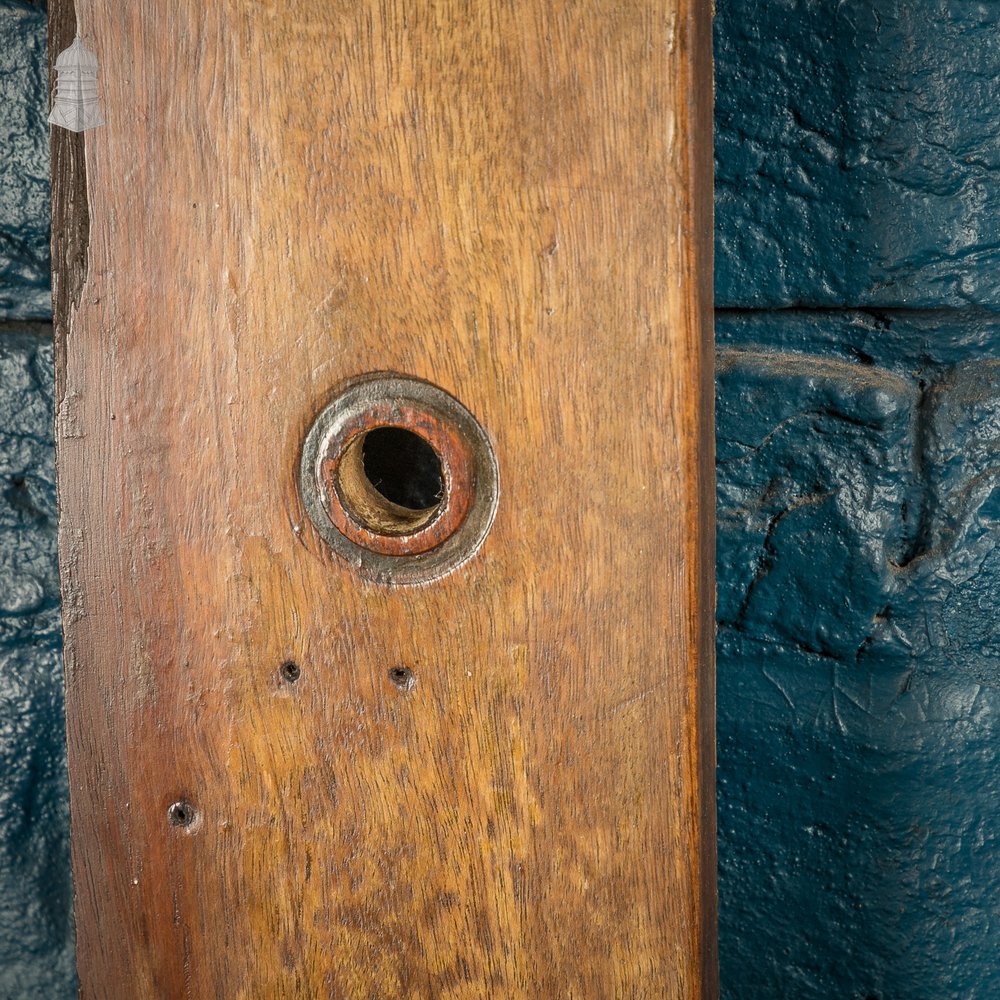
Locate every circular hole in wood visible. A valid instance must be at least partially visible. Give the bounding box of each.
[167,800,197,829]
[336,428,443,536]
[362,426,445,511]
[279,660,301,683]
[300,374,499,585]
[388,665,416,691]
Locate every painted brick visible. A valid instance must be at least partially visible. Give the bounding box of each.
[717,309,1000,999]
[715,0,1000,308]
[0,1,51,321]
[0,331,75,998]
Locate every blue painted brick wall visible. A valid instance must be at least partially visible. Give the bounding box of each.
[716,0,1000,309]
[0,331,74,998]
[0,2,50,321]
[4,1,1000,998]
[715,311,1000,998]
[716,1,1000,997]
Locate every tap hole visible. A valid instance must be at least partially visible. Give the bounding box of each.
[362,427,444,510]
[336,427,444,536]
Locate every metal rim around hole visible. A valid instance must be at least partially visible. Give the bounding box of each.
[299,373,499,585]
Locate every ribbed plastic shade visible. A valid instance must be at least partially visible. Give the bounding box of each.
[49,36,104,133]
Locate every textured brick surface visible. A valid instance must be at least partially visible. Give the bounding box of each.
[0,331,75,999]
[0,1,50,321]
[717,309,1000,999]
[716,0,1000,308]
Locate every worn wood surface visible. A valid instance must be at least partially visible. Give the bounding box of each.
[52,1,716,996]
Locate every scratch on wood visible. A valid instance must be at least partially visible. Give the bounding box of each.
[593,679,672,722]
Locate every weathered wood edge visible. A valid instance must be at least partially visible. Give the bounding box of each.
[689,0,719,993]
[49,0,88,984]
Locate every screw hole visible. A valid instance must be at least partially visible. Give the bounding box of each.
[388,666,416,692]
[279,660,301,683]
[167,800,197,828]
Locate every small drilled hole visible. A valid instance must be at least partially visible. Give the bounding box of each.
[279,660,301,683]
[167,800,196,828]
[388,666,416,691]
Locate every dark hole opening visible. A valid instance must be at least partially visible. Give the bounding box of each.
[168,800,195,828]
[280,660,301,683]
[362,427,444,511]
[388,665,416,691]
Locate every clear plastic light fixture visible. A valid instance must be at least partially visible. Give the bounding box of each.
[49,35,104,133]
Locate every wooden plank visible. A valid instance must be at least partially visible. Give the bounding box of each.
[52,1,716,996]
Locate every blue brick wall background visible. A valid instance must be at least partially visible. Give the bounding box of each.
[1,2,49,322]
[716,2,1000,998]
[0,2,76,998]
[3,1,1000,997]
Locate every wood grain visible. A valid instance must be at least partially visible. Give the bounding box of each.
[52,1,716,996]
